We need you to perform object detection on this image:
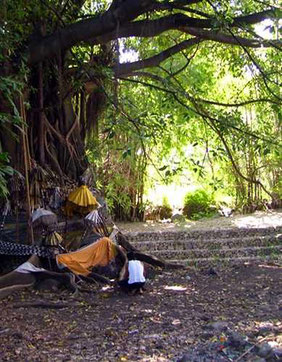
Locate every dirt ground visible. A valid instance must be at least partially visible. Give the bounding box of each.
[116,209,282,233]
[0,262,281,361]
[1,211,282,361]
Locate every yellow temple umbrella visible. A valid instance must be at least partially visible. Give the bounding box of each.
[64,185,99,217]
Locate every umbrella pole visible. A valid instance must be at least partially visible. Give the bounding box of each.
[20,96,34,245]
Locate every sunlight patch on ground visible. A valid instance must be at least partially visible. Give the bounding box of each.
[144,221,181,229]
[142,309,153,314]
[232,211,282,229]
[258,263,282,269]
[101,286,112,291]
[140,356,168,362]
[164,285,187,291]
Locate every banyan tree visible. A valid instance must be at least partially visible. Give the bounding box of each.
[0,0,280,209]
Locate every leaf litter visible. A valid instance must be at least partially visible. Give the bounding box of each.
[0,263,281,361]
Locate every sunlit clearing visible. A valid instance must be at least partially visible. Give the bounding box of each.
[184,224,193,229]
[145,184,197,209]
[233,211,282,228]
[164,285,187,291]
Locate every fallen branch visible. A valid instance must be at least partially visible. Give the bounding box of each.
[0,328,10,335]
[234,337,267,362]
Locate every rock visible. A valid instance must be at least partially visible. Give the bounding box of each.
[256,343,274,359]
[171,214,186,223]
[155,342,164,349]
[228,331,247,348]
[258,323,274,336]
[273,348,282,358]
[218,207,234,217]
[35,278,61,291]
[201,331,214,340]
[207,267,218,276]
[207,321,229,332]
[268,341,278,348]
[177,354,190,362]
[12,331,23,339]
[200,314,210,322]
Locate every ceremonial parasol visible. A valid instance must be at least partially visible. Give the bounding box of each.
[44,231,63,247]
[31,208,57,229]
[84,209,108,235]
[64,185,99,217]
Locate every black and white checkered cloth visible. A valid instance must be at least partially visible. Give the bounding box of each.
[0,240,53,258]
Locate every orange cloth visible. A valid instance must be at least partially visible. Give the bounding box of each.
[56,237,116,276]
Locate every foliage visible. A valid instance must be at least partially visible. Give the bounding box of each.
[0,152,14,198]
[183,189,215,220]
[0,0,281,217]
[145,204,173,221]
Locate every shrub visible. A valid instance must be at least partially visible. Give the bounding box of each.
[183,189,215,220]
[159,205,173,219]
[145,204,173,220]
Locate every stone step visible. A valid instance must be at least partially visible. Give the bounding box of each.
[140,245,282,260]
[168,255,282,266]
[124,226,282,242]
[131,234,282,252]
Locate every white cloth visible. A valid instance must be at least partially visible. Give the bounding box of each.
[16,262,45,274]
[128,260,145,284]
[31,208,55,222]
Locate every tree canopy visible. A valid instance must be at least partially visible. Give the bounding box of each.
[0,0,281,217]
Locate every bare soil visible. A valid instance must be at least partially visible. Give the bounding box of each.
[0,211,281,361]
[0,263,281,361]
[116,209,282,233]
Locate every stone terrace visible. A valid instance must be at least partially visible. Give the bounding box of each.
[118,210,282,266]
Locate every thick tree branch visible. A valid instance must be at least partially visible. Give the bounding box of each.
[181,27,280,47]
[28,4,277,64]
[114,38,201,76]
[28,0,153,64]
[88,14,212,45]
[112,25,278,78]
[88,9,277,44]
[231,8,278,26]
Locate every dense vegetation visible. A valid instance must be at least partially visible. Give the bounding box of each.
[0,0,281,220]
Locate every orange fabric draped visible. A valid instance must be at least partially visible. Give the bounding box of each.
[56,237,116,276]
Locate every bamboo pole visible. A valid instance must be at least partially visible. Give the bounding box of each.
[20,96,34,244]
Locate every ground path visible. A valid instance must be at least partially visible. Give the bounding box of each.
[0,210,281,361]
[116,209,282,233]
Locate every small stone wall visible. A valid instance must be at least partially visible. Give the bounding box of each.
[126,226,282,265]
